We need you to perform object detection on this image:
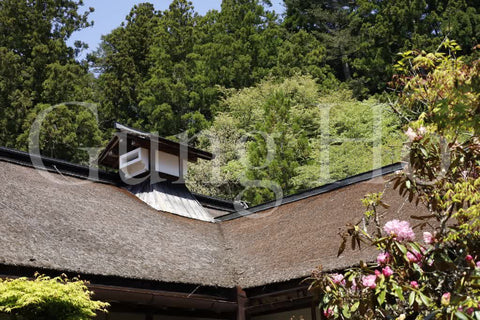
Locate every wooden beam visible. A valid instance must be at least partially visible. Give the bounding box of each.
[91,283,237,314]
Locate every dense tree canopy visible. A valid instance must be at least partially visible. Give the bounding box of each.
[1,0,479,204]
[0,0,95,149]
[187,76,402,205]
[284,0,480,96]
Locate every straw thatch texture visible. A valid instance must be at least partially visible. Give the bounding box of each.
[221,176,422,288]
[0,161,234,287]
[0,158,426,289]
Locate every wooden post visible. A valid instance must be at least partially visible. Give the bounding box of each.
[311,300,318,320]
[236,286,247,320]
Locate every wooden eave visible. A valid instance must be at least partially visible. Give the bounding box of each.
[98,123,214,169]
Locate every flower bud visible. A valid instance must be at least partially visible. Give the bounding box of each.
[382,266,394,277]
[323,308,334,318]
[441,292,451,306]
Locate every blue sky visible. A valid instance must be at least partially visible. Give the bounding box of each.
[68,0,285,58]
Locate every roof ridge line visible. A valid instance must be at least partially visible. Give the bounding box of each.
[215,162,404,221]
[0,147,119,185]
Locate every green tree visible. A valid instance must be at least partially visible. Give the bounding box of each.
[138,0,199,136]
[283,0,480,96]
[187,75,402,205]
[0,274,108,320]
[0,0,93,149]
[16,103,104,164]
[95,0,334,139]
[94,3,159,133]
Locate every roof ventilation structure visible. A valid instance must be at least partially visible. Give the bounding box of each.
[98,123,215,222]
[119,147,149,178]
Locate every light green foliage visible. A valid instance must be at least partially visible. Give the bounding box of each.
[310,44,480,320]
[293,93,402,190]
[187,75,403,205]
[0,275,108,320]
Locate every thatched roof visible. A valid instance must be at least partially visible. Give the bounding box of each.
[0,159,234,287]
[221,175,420,288]
[0,148,426,289]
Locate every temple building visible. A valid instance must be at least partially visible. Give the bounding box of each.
[0,124,422,319]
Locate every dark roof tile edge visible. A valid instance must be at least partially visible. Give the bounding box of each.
[0,147,119,185]
[0,146,236,213]
[114,122,214,160]
[192,193,235,212]
[215,162,405,222]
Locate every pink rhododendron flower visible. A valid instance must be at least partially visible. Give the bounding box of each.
[382,266,393,277]
[423,232,434,244]
[383,220,415,241]
[476,261,480,268]
[466,308,474,315]
[331,273,345,285]
[407,250,422,263]
[377,252,390,265]
[410,281,419,289]
[323,308,334,318]
[375,269,381,276]
[466,254,473,262]
[362,275,377,289]
[405,127,417,142]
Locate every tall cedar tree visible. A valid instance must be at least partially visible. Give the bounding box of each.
[284,0,480,96]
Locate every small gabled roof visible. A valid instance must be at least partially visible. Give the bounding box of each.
[98,123,214,169]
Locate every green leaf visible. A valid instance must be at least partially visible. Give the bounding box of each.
[409,291,416,306]
[377,290,386,305]
[455,312,469,320]
[418,292,431,306]
[342,305,351,319]
[420,146,428,158]
[350,301,360,313]
[474,311,480,320]
[396,242,407,255]
[394,285,405,301]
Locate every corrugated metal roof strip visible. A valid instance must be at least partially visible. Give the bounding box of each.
[129,180,215,222]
